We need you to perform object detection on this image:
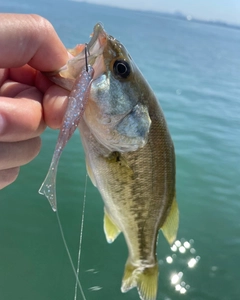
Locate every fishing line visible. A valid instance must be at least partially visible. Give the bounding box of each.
[74,173,88,300]
[56,206,86,300]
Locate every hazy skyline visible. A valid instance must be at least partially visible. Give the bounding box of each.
[75,0,240,24]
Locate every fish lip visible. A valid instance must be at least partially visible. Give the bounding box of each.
[87,22,107,52]
[86,23,108,67]
[43,23,108,86]
[85,23,108,80]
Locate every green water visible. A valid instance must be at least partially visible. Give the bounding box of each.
[0,1,240,300]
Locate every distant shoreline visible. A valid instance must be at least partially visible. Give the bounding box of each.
[72,1,240,30]
[158,11,240,31]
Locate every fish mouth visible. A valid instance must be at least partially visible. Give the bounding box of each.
[87,23,108,79]
[87,23,107,56]
[67,22,108,76]
[44,23,108,90]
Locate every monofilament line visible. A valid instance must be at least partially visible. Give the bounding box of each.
[74,173,88,300]
[56,211,86,300]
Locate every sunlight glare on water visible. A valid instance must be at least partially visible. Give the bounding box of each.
[163,238,200,296]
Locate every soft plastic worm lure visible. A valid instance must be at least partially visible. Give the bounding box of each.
[39,51,94,211]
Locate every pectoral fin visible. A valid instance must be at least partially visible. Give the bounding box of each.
[161,195,179,245]
[86,159,97,187]
[104,210,121,243]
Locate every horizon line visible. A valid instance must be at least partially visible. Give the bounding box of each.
[69,0,240,27]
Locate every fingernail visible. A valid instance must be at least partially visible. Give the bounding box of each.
[0,114,6,136]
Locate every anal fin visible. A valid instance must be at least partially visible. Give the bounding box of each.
[104,209,121,243]
[161,194,179,245]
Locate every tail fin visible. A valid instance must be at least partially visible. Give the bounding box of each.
[121,261,159,300]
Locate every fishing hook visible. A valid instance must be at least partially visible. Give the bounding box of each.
[84,43,90,73]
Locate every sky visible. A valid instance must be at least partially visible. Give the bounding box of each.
[77,0,240,25]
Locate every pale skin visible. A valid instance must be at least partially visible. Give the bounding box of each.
[0,14,70,189]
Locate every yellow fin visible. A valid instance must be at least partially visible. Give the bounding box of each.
[121,261,158,300]
[86,159,96,187]
[104,210,121,243]
[161,195,179,245]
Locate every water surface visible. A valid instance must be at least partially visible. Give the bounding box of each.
[0,1,239,300]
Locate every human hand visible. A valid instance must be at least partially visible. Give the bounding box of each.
[0,14,70,189]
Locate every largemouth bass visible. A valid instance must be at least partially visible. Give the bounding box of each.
[45,23,179,300]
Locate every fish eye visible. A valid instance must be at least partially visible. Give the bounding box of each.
[113,60,131,79]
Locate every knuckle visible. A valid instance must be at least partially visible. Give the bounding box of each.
[29,14,53,30]
[0,167,20,190]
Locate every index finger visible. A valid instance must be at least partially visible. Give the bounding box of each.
[0,13,68,71]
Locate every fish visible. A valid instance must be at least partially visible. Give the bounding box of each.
[44,23,179,300]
